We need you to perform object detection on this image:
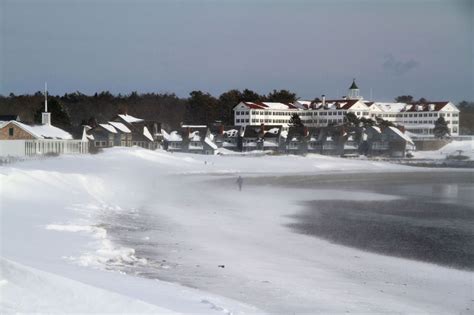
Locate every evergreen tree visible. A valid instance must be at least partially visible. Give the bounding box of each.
[218,89,242,125]
[185,91,219,125]
[289,113,304,127]
[433,116,450,138]
[395,95,414,103]
[344,112,360,126]
[241,89,263,102]
[266,89,297,103]
[34,98,71,129]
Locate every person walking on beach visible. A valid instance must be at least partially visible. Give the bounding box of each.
[236,176,243,191]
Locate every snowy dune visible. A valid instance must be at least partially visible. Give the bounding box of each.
[413,139,474,160]
[1,148,473,313]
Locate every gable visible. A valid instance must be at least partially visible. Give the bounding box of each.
[233,102,249,111]
[0,121,37,140]
[439,102,459,112]
[347,101,369,110]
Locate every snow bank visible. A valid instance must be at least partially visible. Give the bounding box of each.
[1,147,472,313]
[414,140,474,160]
[0,258,176,314]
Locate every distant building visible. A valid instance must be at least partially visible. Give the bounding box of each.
[162,125,218,155]
[87,113,160,150]
[233,80,460,136]
[0,84,88,157]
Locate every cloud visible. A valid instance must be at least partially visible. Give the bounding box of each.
[382,54,419,75]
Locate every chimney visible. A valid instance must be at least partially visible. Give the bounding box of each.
[304,127,309,137]
[429,104,435,111]
[41,82,51,125]
[342,96,347,100]
[219,124,224,135]
[322,95,326,106]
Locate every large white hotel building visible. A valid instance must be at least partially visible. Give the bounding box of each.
[233,80,460,136]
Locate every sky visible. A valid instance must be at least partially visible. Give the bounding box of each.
[1,0,473,102]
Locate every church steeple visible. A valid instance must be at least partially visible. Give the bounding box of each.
[41,82,51,125]
[348,78,361,99]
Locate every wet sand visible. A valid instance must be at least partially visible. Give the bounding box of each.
[244,171,474,270]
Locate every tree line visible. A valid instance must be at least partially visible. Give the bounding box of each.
[0,89,296,130]
[0,90,472,134]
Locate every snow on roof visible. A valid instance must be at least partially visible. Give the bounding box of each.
[370,126,381,133]
[304,99,361,110]
[262,102,293,109]
[189,131,201,141]
[388,126,414,145]
[118,114,143,123]
[99,124,117,133]
[265,128,280,135]
[204,137,218,150]
[108,121,131,133]
[86,134,95,140]
[9,121,73,140]
[280,130,288,139]
[143,126,153,141]
[181,125,207,128]
[373,102,407,113]
[168,131,183,141]
[243,102,294,110]
[224,129,239,137]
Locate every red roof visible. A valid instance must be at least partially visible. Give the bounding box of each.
[310,99,359,110]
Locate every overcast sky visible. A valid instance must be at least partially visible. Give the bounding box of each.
[1,0,473,102]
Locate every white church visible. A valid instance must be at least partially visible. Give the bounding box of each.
[233,80,460,136]
[0,84,89,157]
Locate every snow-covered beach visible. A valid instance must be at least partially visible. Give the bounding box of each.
[1,148,473,314]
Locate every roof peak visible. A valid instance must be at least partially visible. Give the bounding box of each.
[349,79,358,90]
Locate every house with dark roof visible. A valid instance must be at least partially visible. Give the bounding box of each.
[110,114,160,149]
[209,124,243,151]
[285,126,309,154]
[87,113,160,150]
[240,124,283,153]
[162,125,218,155]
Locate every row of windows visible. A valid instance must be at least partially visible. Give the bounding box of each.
[236,118,345,124]
[401,120,458,125]
[236,119,250,123]
[239,109,458,118]
[372,112,457,118]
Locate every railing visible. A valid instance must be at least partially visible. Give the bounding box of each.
[25,139,89,156]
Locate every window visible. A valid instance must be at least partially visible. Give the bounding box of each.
[8,127,14,136]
